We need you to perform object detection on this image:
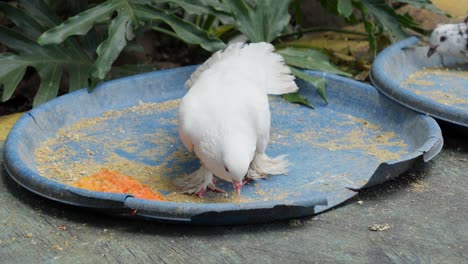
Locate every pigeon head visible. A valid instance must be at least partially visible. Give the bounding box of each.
[426,18,468,59]
[427,23,462,57]
[221,138,255,195]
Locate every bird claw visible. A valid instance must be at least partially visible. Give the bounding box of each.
[209,186,226,193]
[196,188,206,198]
[208,182,225,193]
[242,177,252,185]
[196,184,225,198]
[243,174,268,185]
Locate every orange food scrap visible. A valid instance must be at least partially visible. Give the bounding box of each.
[73,169,165,201]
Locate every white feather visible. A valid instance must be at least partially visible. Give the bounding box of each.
[185,43,243,89]
[185,42,298,94]
[173,166,213,194]
[247,153,290,180]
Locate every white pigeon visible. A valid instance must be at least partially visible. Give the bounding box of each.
[175,42,298,197]
[427,17,468,59]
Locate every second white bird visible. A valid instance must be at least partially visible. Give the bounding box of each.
[427,17,468,59]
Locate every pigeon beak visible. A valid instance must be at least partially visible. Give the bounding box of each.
[233,180,243,195]
[427,45,438,57]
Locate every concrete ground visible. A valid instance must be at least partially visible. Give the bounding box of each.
[0,122,466,264]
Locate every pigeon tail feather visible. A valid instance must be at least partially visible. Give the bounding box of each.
[185,42,298,95]
[185,43,243,89]
[239,42,298,95]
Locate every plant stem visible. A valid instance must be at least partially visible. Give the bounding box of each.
[278,26,368,39]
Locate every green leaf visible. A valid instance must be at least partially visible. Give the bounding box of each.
[0,2,45,38]
[363,17,377,57]
[356,0,432,43]
[0,25,43,55]
[91,10,134,80]
[37,0,118,45]
[67,64,89,92]
[290,67,328,104]
[36,0,225,86]
[18,0,62,29]
[227,0,292,42]
[337,0,353,18]
[34,64,62,107]
[21,0,87,59]
[37,1,141,82]
[353,1,377,57]
[134,4,226,52]
[0,5,92,105]
[1,67,27,102]
[210,24,236,38]
[157,0,233,23]
[109,64,158,79]
[0,56,27,101]
[277,47,351,77]
[281,92,314,109]
[225,0,255,38]
[362,1,408,41]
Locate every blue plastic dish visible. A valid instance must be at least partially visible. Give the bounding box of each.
[371,37,468,127]
[4,66,442,224]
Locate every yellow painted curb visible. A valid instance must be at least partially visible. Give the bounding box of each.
[0,113,24,141]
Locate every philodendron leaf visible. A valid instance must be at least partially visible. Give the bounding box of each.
[277,47,351,77]
[281,92,314,109]
[227,0,292,42]
[38,0,225,85]
[37,0,136,84]
[91,10,134,80]
[2,0,230,106]
[134,4,226,52]
[0,2,92,106]
[0,54,27,102]
[1,67,27,102]
[157,0,233,23]
[37,0,119,45]
[34,64,62,107]
[0,2,45,38]
[109,64,158,79]
[0,25,45,55]
[290,67,328,104]
[67,64,90,92]
[0,52,91,105]
[276,47,352,105]
[360,0,408,41]
[357,0,440,43]
[17,0,62,29]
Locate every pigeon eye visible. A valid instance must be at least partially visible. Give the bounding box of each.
[224,165,229,172]
[440,36,447,42]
